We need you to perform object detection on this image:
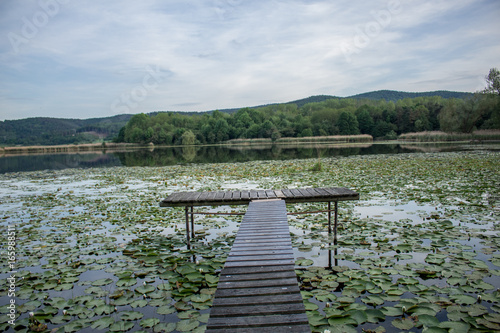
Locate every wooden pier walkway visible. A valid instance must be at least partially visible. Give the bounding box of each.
[205,199,311,333]
[160,187,359,332]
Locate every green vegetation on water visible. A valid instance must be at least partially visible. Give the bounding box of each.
[0,148,499,332]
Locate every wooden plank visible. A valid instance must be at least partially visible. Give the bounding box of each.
[215,191,225,200]
[289,188,305,198]
[217,277,299,289]
[224,259,295,267]
[206,325,311,333]
[257,190,267,198]
[225,254,294,262]
[220,264,295,275]
[230,245,292,252]
[212,292,303,306]
[213,285,300,298]
[210,303,307,317]
[206,313,309,329]
[274,189,285,198]
[314,187,331,197]
[280,188,293,199]
[249,190,258,200]
[218,270,297,282]
[229,250,294,257]
[265,190,277,198]
[196,191,211,202]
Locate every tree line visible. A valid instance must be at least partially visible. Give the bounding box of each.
[116,76,500,145]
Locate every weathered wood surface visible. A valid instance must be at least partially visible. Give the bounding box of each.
[160,187,358,207]
[205,200,311,333]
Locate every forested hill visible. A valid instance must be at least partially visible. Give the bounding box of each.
[0,114,133,146]
[347,90,473,102]
[0,90,487,146]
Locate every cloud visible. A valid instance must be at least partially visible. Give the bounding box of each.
[0,0,499,120]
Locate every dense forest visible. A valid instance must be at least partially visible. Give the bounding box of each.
[1,84,498,146]
[116,92,500,145]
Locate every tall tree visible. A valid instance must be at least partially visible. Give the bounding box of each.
[338,111,359,135]
[483,68,500,95]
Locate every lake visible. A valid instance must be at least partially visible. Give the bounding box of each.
[0,142,499,332]
[0,142,488,174]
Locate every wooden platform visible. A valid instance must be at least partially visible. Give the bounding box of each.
[205,199,311,333]
[160,187,359,207]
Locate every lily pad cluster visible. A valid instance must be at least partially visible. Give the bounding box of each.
[0,149,499,332]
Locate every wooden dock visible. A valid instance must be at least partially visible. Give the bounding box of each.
[160,187,359,207]
[160,187,359,331]
[205,199,311,333]
[160,187,359,248]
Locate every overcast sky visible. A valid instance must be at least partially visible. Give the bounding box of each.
[1,0,499,121]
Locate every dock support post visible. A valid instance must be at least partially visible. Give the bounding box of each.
[334,201,338,245]
[328,202,332,234]
[190,206,195,239]
[185,206,191,250]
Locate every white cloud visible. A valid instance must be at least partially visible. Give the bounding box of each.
[0,0,499,120]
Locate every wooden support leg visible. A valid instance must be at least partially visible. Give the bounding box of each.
[190,206,195,239]
[328,202,332,234]
[185,206,191,250]
[334,201,338,245]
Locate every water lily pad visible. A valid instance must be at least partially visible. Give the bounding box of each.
[140,318,160,328]
[438,321,470,331]
[130,299,148,308]
[191,294,212,303]
[109,321,135,332]
[136,284,155,294]
[121,311,144,321]
[452,294,477,305]
[176,319,199,332]
[157,305,176,315]
[116,277,137,287]
[91,278,113,286]
[392,317,415,330]
[296,258,314,266]
[91,317,114,330]
[153,322,176,333]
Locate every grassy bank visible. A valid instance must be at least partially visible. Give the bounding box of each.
[398,129,500,142]
[226,134,373,146]
[0,142,153,155]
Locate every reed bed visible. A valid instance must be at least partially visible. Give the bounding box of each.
[0,142,149,155]
[398,130,500,142]
[226,134,373,145]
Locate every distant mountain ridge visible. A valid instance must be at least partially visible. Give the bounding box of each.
[0,90,474,146]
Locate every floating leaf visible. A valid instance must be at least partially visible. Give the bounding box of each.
[392,317,415,330]
[176,319,199,332]
[136,284,155,294]
[121,311,144,321]
[91,278,113,287]
[157,305,176,315]
[109,321,135,332]
[296,258,314,266]
[116,277,137,287]
[140,318,160,328]
[91,317,114,330]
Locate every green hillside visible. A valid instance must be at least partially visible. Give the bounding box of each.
[0,90,493,146]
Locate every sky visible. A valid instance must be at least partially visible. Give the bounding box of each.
[1,0,499,121]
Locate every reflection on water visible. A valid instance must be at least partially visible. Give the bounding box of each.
[0,142,495,174]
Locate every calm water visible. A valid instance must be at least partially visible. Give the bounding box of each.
[0,142,490,174]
